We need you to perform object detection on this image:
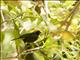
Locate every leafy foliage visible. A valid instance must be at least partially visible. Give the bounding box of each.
[1,0,80,60]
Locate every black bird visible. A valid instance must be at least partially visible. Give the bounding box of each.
[25,53,35,60]
[12,31,41,43]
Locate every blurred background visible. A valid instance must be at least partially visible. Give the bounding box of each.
[0,0,80,60]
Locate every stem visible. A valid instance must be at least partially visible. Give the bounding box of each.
[12,19,20,60]
[18,46,43,57]
[65,0,80,31]
[59,1,80,31]
[1,10,6,31]
[12,13,23,60]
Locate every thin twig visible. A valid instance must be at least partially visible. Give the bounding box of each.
[65,1,80,30]
[59,1,80,31]
[18,46,44,57]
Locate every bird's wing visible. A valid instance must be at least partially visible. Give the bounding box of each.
[20,33,35,38]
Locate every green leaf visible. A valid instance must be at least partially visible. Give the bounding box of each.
[1,32,4,43]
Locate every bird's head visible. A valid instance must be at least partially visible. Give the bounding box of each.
[36,31,41,35]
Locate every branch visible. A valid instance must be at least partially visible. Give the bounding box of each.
[59,1,80,31]
[65,1,80,30]
[18,46,44,57]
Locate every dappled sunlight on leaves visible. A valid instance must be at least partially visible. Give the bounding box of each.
[1,0,80,60]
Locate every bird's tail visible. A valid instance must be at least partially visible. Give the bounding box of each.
[11,37,20,41]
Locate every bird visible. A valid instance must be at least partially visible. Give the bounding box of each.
[24,53,35,60]
[12,31,41,43]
